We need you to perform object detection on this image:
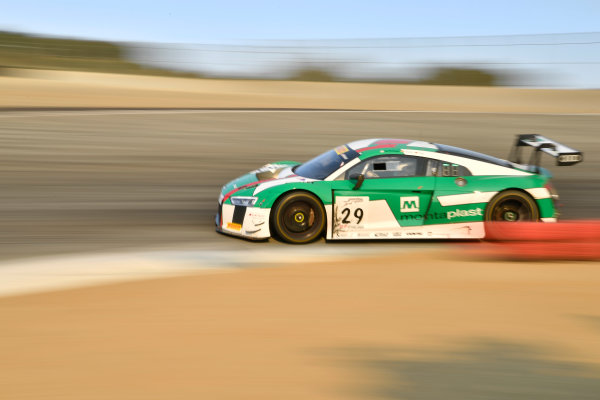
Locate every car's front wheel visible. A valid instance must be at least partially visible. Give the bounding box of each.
[485,190,539,222]
[271,191,326,244]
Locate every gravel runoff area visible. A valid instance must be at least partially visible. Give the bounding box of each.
[1,250,600,399]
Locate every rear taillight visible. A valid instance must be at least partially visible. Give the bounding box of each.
[544,182,559,201]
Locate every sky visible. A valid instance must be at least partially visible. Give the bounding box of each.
[3,0,600,43]
[2,1,600,87]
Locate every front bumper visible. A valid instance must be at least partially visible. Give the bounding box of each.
[215,203,271,239]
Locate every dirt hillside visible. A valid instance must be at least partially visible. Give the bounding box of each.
[3,69,600,112]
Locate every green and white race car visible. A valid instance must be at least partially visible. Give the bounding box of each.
[216,135,582,243]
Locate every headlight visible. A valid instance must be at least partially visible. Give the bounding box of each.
[230,196,258,206]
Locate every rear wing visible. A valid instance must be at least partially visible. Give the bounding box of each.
[508,134,583,170]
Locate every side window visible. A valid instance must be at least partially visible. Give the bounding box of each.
[434,161,471,177]
[426,159,438,176]
[345,155,422,179]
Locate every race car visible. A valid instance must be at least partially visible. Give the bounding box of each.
[216,135,582,243]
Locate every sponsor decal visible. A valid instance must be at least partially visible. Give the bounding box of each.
[400,196,420,213]
[227,222,242,231]
[335,145,349,155]
[339,223,365,230]
[398,208,484,223]
[447,208,483,220]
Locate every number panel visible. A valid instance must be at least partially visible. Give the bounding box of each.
[335,196,369,231]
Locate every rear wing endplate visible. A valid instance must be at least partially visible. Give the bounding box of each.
[508,134,583,169]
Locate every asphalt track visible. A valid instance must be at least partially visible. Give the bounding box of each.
[1,110,598,261]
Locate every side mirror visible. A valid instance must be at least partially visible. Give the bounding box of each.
[350,173,365,190]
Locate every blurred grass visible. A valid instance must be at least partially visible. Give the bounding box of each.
[288,65,501,86]
[288,67,337,82]
[418,67,497,86]
[2,31,503,85]
[0,31,202,78]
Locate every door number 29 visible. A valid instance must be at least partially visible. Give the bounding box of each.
[341,207,364,224]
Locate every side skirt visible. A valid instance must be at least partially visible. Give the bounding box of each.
[329,222,485,240]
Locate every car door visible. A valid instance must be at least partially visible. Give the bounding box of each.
[331,154,435,238]
[426,159,486,224]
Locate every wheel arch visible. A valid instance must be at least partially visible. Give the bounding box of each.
[270,187,325,207]
[496,187,536,199]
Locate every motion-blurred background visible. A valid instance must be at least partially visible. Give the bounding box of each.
[2,30,600,87]
[1,2,600,399]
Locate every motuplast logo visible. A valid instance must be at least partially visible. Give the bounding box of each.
[447,208,483,220]
[400,196,420,213]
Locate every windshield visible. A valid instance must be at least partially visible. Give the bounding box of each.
[294,144,360,180]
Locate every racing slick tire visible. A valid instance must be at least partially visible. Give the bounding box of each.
[484,190,540,222]
[271,191,326,244]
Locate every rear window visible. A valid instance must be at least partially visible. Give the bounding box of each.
[435,144,514,169]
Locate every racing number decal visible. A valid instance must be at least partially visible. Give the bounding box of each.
[335,196,368,230]
[341,207,364,224]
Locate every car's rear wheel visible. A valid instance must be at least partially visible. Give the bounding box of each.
[271,192,325,244]
[485,190,539,222]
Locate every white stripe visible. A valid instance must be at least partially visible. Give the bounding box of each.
[541,217,558,223]
[253,176,315,195]
[525,187,551,199]
[437,191,498,207]
[325,157,361,181]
